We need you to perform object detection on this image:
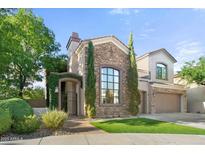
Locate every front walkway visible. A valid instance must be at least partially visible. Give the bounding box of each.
[66,118,105,134]
[1,133,205,145]
[140,113,205,129]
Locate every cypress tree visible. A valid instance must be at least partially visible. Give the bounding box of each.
[85,41,96,118]
[127,33,141,115]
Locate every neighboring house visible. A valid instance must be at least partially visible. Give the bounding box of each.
[174,75,205,113]
[51,32,187,117]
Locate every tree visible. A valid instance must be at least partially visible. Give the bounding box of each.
[0,9,60,98]
[23,87,45,99]
[127,33,141,115]
[180,56,205,85]
[41,54,68,106]
[85,41,96,118]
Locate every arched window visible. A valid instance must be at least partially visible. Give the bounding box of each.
[101,67,120,104]
[156,63,167,80]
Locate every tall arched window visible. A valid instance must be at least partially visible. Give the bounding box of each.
[156,63,167,80]
[101,67,120,104]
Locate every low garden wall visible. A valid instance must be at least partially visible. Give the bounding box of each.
[187,86,205,113]
[26,99,47,108]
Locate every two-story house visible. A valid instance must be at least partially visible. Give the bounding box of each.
[51,32,187,117]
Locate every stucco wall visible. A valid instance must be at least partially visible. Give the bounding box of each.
[69,53,79,73]
[149,52,174,83]
[138,80,149,92]
[187,86,205,113]
[68,41,80,57]
[137,56,149,72]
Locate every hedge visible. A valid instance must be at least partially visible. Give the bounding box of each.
[0,98,33,120]
[0,108,12,134]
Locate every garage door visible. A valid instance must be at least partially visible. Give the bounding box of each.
[155,93,180,113]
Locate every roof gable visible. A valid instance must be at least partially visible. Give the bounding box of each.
[75,35,129,55]
[137,48,177,63]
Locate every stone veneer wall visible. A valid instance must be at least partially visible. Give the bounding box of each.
[91,42,130,117]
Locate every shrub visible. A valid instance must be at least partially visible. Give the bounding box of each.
[12,115,40,134]
[0,98,33,120]
[127,33,141,115]
[23,87,45,99]
[85,41,96,118]
[42,110,67,130]
[0,109,12,134]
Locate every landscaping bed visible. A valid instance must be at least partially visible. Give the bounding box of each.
[91,118,205,135]
[0,98,69,142]
[0,123,71,142]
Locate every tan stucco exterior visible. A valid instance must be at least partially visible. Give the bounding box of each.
[174,75,205,114]
[149,51,174,83]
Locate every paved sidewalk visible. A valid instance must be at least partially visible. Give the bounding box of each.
[140,113,205,129]
[1,133,205,145]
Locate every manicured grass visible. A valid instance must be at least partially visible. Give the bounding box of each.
[91,118,205,135]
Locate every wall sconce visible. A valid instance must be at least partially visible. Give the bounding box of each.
[152,92,156,97]
[55,87,58,93]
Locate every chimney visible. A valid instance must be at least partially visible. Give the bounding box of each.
[66,32,81,57]
[66,32,81,71]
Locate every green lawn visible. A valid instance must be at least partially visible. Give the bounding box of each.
[91,118,205,135]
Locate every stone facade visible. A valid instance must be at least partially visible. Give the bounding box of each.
[93,42,130,117]
[66,34,187,117]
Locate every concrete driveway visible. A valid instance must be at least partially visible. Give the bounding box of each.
[140,113,205,129]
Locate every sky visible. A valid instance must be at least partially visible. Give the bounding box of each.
[32,8,205,87]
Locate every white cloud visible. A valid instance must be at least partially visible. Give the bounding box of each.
[174,40,204,72]
[109,9,139,15]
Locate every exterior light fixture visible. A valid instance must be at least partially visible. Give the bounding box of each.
[55,87,58,93]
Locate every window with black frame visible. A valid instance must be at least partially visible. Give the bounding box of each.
[156,63,167,80]
[101,67,120,104]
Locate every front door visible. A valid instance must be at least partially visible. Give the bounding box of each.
[67,91,77,115]
[66,81,78,116]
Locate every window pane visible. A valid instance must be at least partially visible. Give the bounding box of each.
[108,68,113,75]
[157,67,162,79]
[156,63,167,80]
[105,89,114,104]
[114,83,119,90]
[114,97,119,104]
[114,76,119,83]
[114,90,119,97]
[114,70,119,76]
[108,75,113,82]
[108,82,113,89]
[101,74,107,81]
[100,67,120,104]
[102,82,107,89]
[162,67,166,79]
[101,90,106,97]
[101,68,107,74]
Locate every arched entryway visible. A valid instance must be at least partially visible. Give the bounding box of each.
[58,78,83,116]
